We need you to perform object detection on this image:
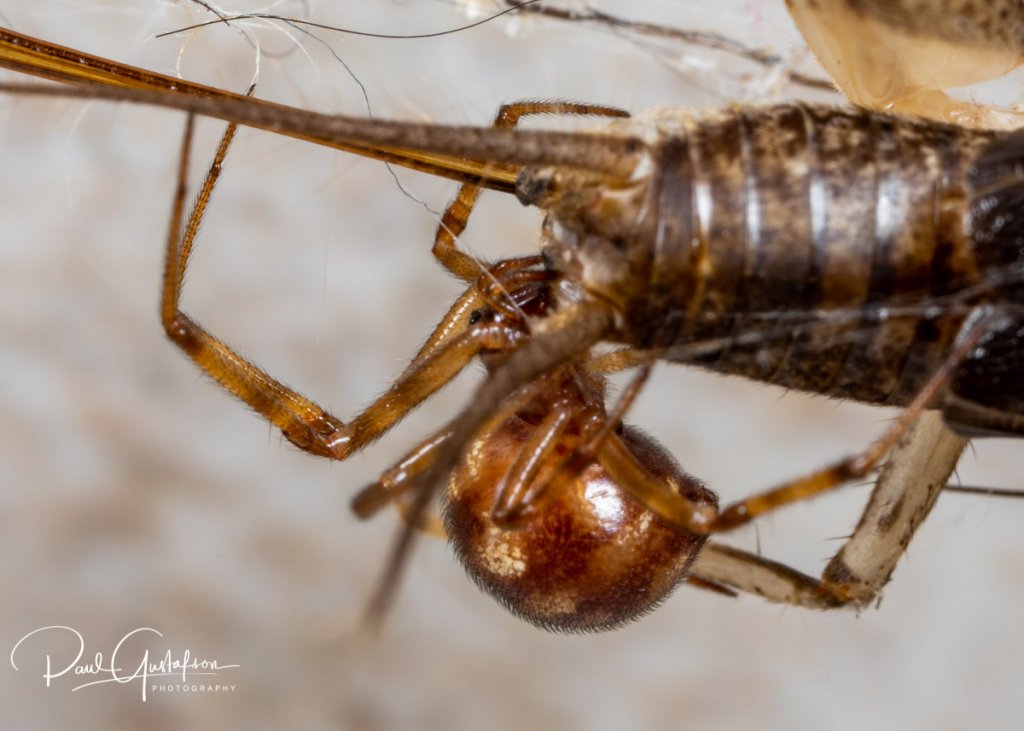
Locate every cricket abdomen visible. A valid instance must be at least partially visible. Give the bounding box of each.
[673,104,995,407]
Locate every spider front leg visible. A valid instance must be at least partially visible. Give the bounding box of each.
[161,115,523,463]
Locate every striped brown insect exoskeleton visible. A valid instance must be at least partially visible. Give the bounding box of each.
[492,0,1024,611]
[1,5,1022,630]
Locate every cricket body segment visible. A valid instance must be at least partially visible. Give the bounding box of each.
[525,104,1024,437]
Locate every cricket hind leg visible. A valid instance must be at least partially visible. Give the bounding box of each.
[820,411,965,604]
[688,410,966,609]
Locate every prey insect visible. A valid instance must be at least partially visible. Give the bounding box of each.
[490,0,1024,601]
[2,6,1023,630]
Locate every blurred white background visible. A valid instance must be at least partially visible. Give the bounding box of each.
[1,1,1022,728]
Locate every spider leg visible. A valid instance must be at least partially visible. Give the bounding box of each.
[161,114,527,463]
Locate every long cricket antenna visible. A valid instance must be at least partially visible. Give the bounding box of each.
[0,28,646,192]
